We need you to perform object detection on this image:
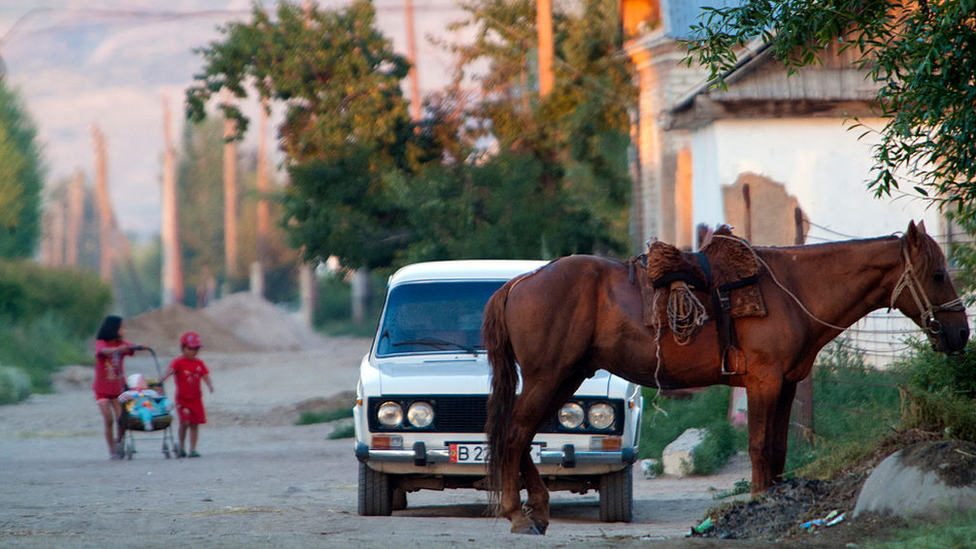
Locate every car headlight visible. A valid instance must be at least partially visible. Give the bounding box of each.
[558,402,585,429]
[587,402,615,429]
[377,401,404,427]
[407,401,434,428]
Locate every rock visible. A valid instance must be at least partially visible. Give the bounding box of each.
[662,427,706,477]
[853,440,976,520]
[640,458,661,479]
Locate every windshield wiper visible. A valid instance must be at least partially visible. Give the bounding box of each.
[391,337,478,355]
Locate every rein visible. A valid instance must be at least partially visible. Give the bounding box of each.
[889,244,965,335]
[713,234,964,335]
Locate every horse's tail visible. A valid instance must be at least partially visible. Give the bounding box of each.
[483,277,519,514]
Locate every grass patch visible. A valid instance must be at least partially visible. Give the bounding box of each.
[785,341,908,479]
[296,407,354,425]
[0,313,90,396]
[328,423,355,439]
[639,385,748,474]
[864,508,976,549]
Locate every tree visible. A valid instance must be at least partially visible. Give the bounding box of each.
[0,80,44,258]
[400,0,636,261]
[685,1,976,221]
[186,0,415,270]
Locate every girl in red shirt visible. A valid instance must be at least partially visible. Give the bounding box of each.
[160,331,213,458]
[93,315,146,460]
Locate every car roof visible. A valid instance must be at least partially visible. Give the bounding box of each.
[388,260,549,287]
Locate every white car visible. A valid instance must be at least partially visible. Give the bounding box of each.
[354,260,644,521]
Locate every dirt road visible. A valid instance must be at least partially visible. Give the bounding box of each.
[0,337,752,548]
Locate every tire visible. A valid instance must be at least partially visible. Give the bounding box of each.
[358,462,393,516]
[599,464,633,523]
[392,487,407,511]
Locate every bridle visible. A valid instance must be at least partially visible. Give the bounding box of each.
[889,244,966,336]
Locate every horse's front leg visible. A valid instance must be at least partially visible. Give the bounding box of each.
[744,373,783,493]
[770,381,797,480]
[520,446,549,534]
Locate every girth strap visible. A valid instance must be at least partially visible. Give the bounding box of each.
[696,252,744,375]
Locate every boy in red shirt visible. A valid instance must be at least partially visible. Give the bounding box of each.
[160,331,213,458]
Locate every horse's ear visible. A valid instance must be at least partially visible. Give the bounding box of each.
[917,220,927,234]
[907,220,920,246]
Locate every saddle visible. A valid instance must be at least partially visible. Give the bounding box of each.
[631,226,765,374]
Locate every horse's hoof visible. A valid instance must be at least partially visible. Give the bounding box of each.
[532,519,548,535]
[510,521,542,535]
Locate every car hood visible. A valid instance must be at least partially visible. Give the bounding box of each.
[362,354,615,396]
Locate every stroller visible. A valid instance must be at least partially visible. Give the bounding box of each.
[117,348,177,459]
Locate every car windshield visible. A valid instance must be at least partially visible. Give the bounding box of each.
[374,280,504,357]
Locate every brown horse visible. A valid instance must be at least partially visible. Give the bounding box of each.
[483,221,968,535]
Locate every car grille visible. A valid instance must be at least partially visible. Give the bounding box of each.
[366,395,624,435]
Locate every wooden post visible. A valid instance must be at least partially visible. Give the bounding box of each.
[536,0,554,96]
[92,125,113,283]
[65,169,84,267]
[223,92,239,280]
[404,0,422,121]
[161,95,184,305]
[793,207,815,442]
[253,103,269,300]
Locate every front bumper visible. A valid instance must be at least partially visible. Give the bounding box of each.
[355,441,636,469]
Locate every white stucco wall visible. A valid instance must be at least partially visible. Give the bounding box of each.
[690,118,945,242]
[689,118,951,366]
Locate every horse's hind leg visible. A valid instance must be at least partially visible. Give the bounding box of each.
[518,371,588,535]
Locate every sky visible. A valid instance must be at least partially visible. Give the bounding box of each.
[0,0,471,238]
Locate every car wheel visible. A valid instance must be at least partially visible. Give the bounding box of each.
[599,464,633,523]
[358,462,393,516]
[392,486,407,510]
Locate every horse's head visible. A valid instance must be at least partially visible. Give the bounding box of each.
[892,220,970,355]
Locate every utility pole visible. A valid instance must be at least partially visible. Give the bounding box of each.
[253,98,270,298]
[536,0,554,96]
[92,125,113,283]
[404,0,422,121]
[161,95,184,305]
[222,91,239,281]
[298,0,318,325]
[65,169,84,267]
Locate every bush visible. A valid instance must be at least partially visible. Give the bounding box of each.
[639,385,747,474]
[328,423,355,439]
[785,341,907,478]
[314,269,386,337]
[899,338,976,398]
[296,407,354,425]
[0,260,111,337]
[0,364,31,405]
[0,313,91,393]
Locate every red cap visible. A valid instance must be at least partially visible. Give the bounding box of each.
[180,331,202,348]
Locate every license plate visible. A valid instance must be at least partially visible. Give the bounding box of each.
[448,443,542,464]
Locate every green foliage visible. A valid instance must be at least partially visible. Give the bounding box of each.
[313,270,385,337]
[296,407,354,426]
[418,0,635,260]
[328,423,356,439]
[899,338,976,398]
[865,508,976,549]
[0,81,44,258]
[0,364,31,405]
[187,0,416,271]
[693,421,742,475]
[0,314,90,393]
[0,259,111,337]
[685,1,976,222]
[786,342,907,478]
[639,385,747,474]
